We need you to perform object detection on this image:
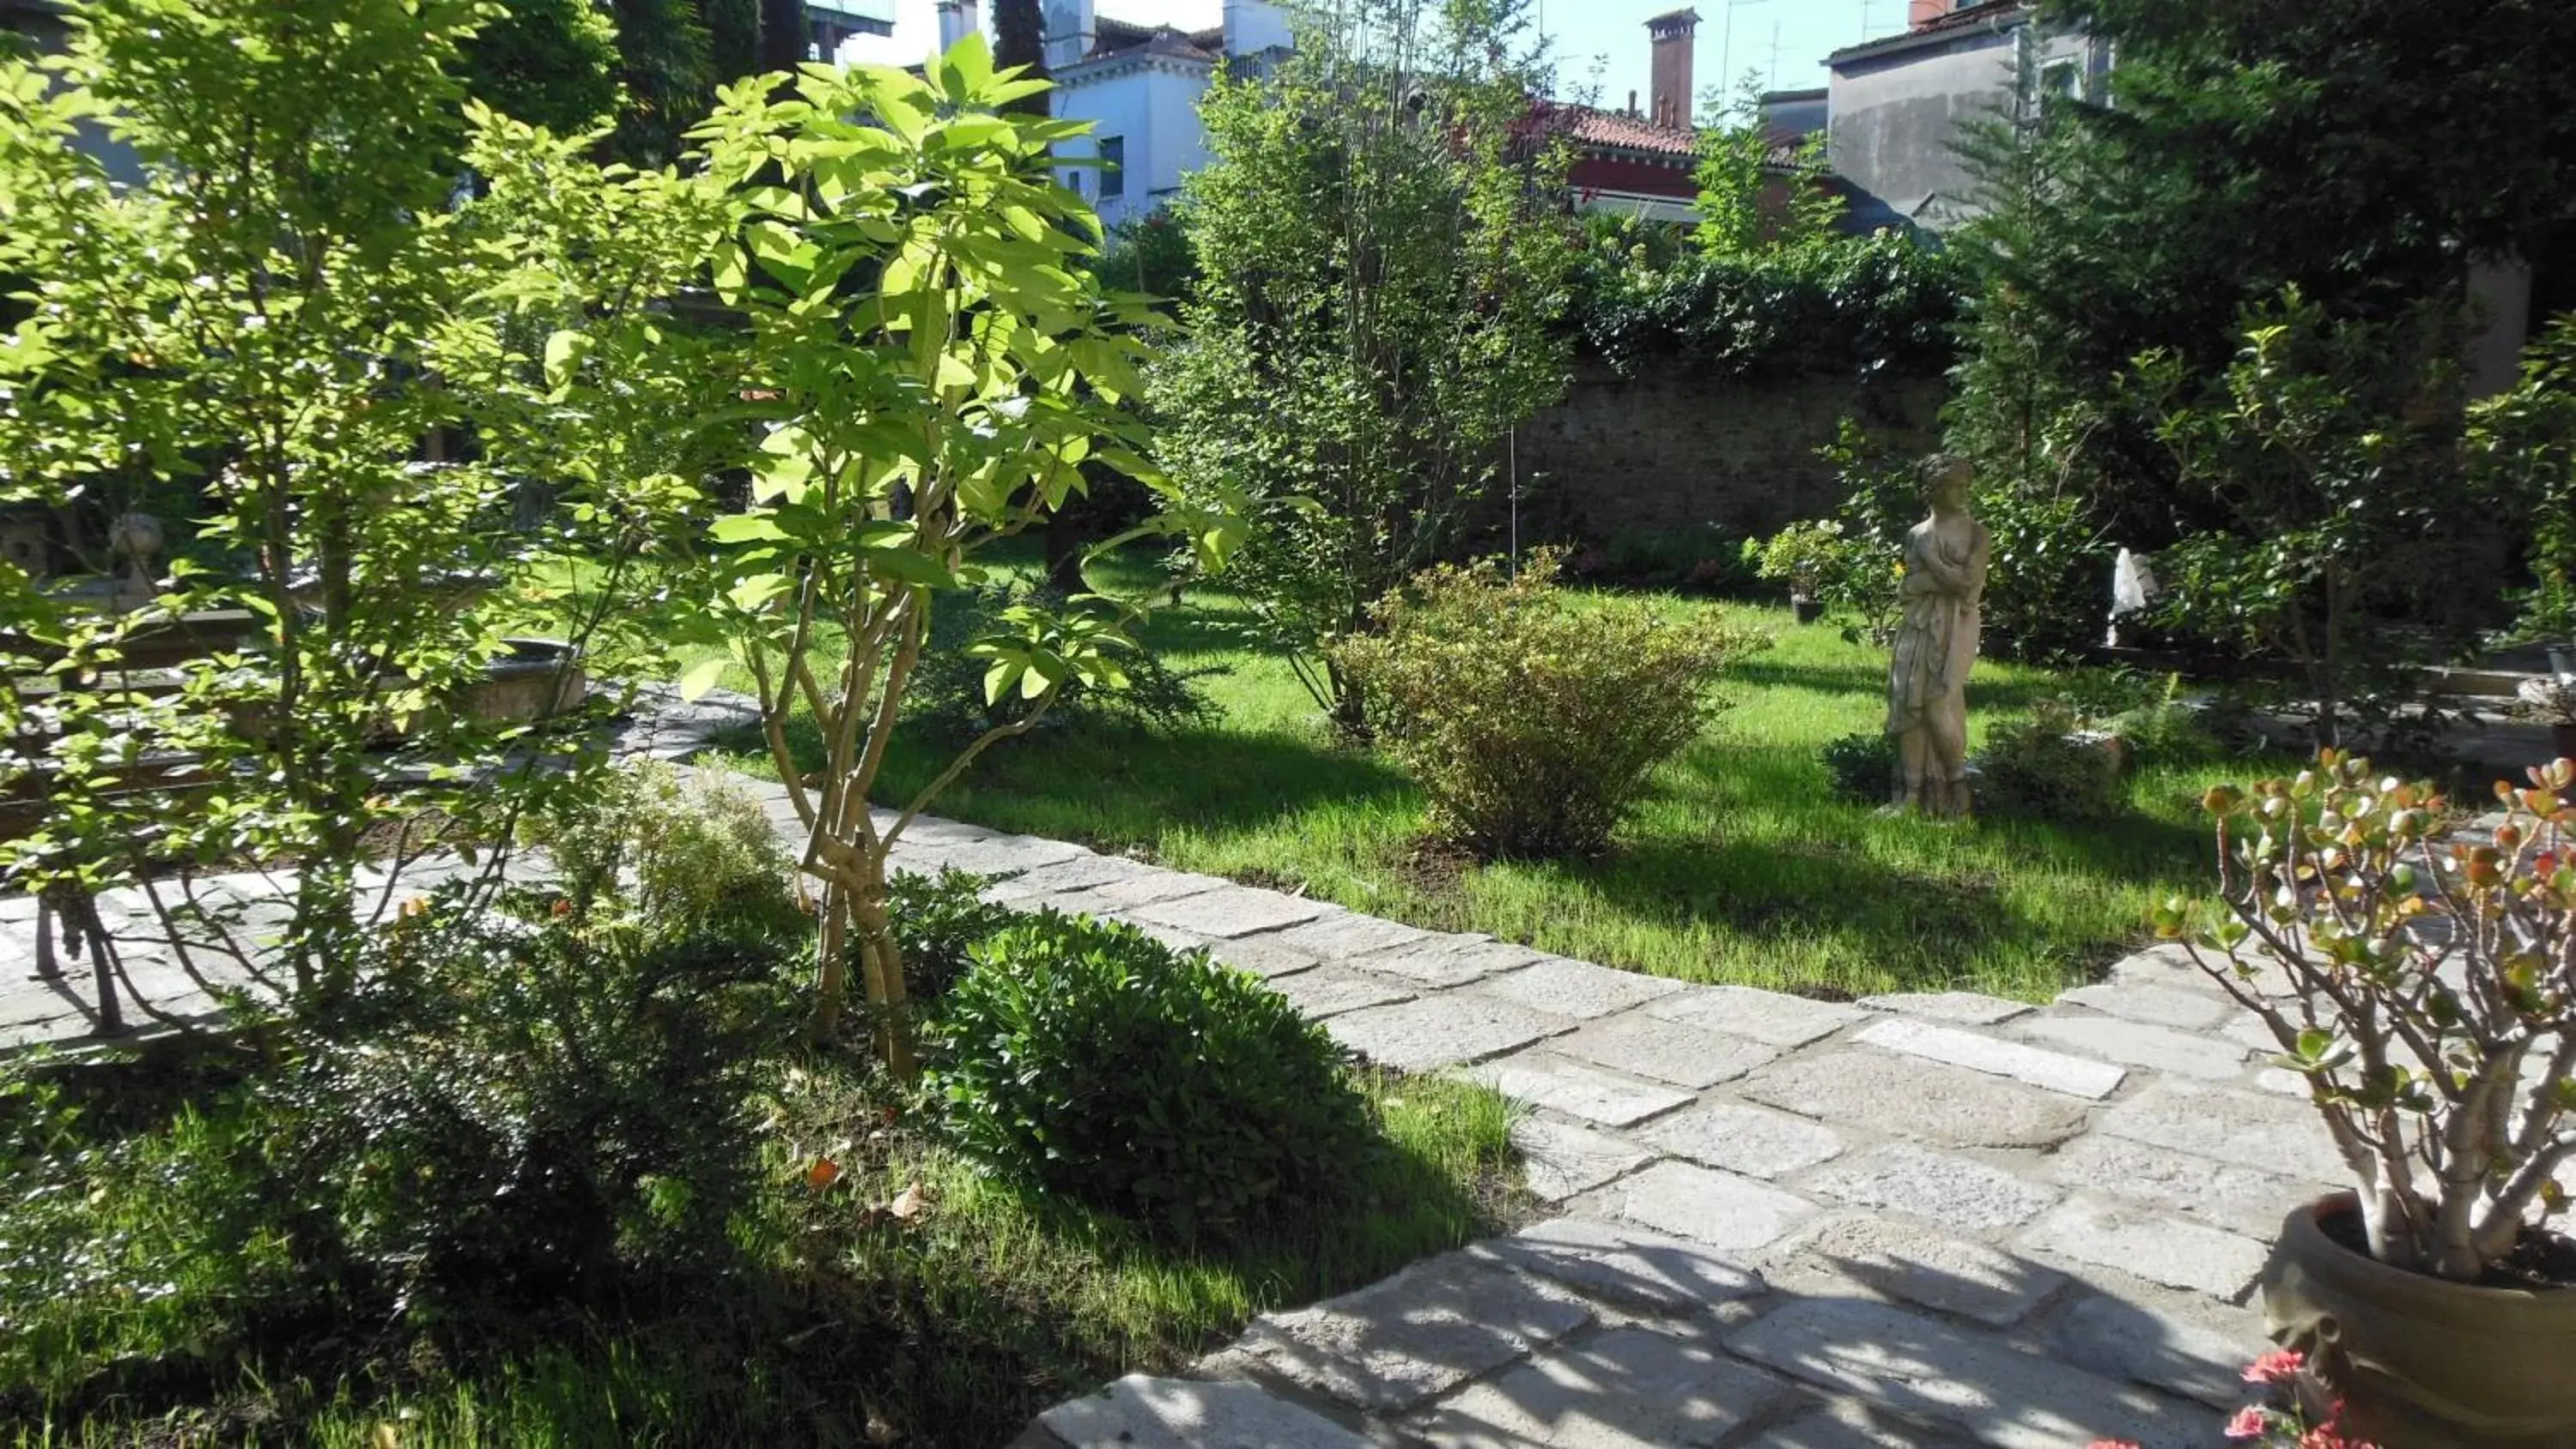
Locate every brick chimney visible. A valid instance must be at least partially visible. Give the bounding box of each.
[1646,9,1698,130]
[1908,0,1953,28]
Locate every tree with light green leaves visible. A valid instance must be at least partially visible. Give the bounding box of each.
[677,42,1238,1070]
[1156,0,1577,733]
[0,0,720,997]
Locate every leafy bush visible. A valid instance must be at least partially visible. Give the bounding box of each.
[1972,701,2129,822]
[887,867,1017,1001]
[0,896,799,1401]
[520,761,805,944]
[904,581,1220,745]
[307,906,791,1313]
[1329,554,1767,858]
[1564,524,1749,593]
[1820,731,1898,803]
[1571,231,1965,384]
[927,912,1371,1240]
[1746,519,1856,600]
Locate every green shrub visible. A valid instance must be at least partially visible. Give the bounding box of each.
[1330,555,1768,858]
[905,581,1221,744]
[0,897,799,1402]
[1973,701,2129,822]
[289,895,799,1319]
[1820,731,1898,803]
[1567,524,1748,593]
[519,761,804,944]
[887,867,1017,1001]
[926,912,1372,1240]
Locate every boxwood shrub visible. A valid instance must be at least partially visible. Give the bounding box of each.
[925,912,1371,1240]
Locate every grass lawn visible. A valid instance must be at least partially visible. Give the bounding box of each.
[702,546,2294,1003]
[3,1057,1522,1449]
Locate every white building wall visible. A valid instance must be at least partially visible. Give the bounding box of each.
[1054,62,1212,229]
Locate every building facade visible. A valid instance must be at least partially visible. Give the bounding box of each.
[1824,0,2102,233]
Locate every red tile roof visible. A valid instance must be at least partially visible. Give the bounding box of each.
[1558,106,1698,159]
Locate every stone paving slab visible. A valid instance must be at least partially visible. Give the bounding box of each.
[1856,1016,2128,1100]
[2097,1078,2347,1184]
[1552,1011,1778,1089]
[1235,1253,1593,1414]
[1510,1117,1654,1203]
[1473,955,1684,1020]
[1643,985,1863,1048]
[2016,1012,2247,1081]
[1327,995,1573,1071]
[1469,1052,1694,1128]
[1595,1161,1819,1252]
[2057,981,2235,1031]
[2020,1198,2269,1301]
[1038,1375,1370,1449]
[1352,935,1546,989]
[1262,911,1438,961]
[1795,1143,2057,1234]
[1634,1101,1844,1179]
[1736,1051,2094,1150]
[2055,1293,2266,1411]
[2050,1130,2327,1240]
[1123,886,1332,940]
[1262,966,1409,1020]
[1727,1298,2208,1449]
[1856,991,2032,1025]
[1466,1216,1766,1318]
[1765,1213,2068,1329]
[1408,1325,1796,1449]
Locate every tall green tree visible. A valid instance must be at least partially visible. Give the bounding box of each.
[1157,0,1577,731]
[0,0,713,992]
[1947,0,2576,664]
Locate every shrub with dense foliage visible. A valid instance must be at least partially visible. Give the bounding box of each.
[884,865,1018,1001]
[1820,730,1899,804]
[927,912,1373,1240]
[522,760,807,944]
[1331,555,1767,858]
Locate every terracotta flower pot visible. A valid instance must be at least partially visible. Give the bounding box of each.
[2263,1192,2576,1447]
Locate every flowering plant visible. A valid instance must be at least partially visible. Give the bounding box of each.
[2086,1354,2382,1449]
[2222,1350,2380,1448]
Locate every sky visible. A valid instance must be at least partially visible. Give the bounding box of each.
[838,0,1893,115]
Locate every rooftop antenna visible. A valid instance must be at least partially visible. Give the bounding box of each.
[1766,19,1782,89]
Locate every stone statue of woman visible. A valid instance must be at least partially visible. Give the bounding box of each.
[1885,453,1990,817]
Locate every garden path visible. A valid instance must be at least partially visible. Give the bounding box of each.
[0,703,2391,1446]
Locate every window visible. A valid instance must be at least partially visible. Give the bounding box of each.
[2041,60,2078,99]
[1099,136,1125,199]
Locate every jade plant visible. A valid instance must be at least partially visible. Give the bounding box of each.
[2158,751,2576,1279]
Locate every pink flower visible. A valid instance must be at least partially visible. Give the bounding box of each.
[2244,1349,2306,1385]
[2225,1406,2270,1440]
[2085,1441,2144,1449]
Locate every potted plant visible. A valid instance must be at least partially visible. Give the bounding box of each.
[2514,675,2576,765]
[1747,520,1846,625]
[2159,751,2576,1447]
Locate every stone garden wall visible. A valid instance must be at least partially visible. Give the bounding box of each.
[1488,361,1947,546]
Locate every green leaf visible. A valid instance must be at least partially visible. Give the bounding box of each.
[678,658,727,701]
[709,514,791,543]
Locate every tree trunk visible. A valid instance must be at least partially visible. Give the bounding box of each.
[992,0,1048,115]
[758,0,806,72]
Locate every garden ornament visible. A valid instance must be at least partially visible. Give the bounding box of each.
[1885,453,1990,817]
[2106,546,2157,647]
